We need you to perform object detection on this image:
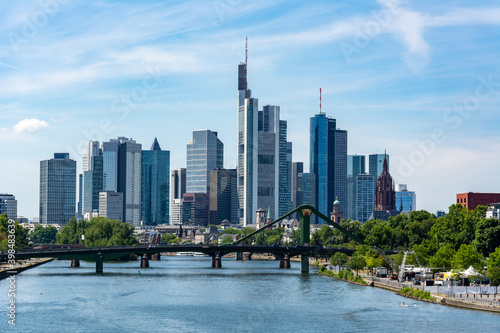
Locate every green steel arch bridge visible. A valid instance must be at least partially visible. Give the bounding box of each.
[1,205,397,273]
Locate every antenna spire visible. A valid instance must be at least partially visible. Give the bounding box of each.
[319,87,322,114]
[245,36,248,66]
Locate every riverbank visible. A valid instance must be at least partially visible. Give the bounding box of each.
[358,274,500,314]
[0,258,53,280]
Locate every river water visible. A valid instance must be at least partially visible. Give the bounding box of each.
[1,256,499,332]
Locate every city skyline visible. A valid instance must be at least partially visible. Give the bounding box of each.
[1,1,500,219]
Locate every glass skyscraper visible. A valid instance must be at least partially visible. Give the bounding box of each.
[141,138,170,225]
[395,184,416,212]
[347,155,366,220]
[310,113,347,220]
[356,173,375,223]
[186,130,223,194]
[39,153,76,224]
[369,153,389,179]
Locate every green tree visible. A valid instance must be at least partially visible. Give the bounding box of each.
[220,228,242,235]
[451,244,484,271]
[289,229,301,245]
[473,218,500,257]
[30,225,58,244]
[0,214,30,250]
[161,233,177,244]
[487,246,500,285]
[330,252,348,267]
[347,255,366,275]
[429,244,455,270]
[220,235,234,245]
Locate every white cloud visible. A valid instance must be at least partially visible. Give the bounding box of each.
[13,118,49,133]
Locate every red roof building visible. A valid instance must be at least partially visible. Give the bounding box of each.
[456,192,500,210]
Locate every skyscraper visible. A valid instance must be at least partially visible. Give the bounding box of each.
[39,153,76,224]
[186,130,223,194]
[101,141,119,192]
[291,162,304,211]
[115,137,142,226]
[310,113,347,220]
[209,168,237,224]
[396,184,416,212]
[356,173,375,223]
[347,155,366,220]
[237,45,288,225]
[82,154,103,217]
[141,138,170,225]
[0,194,17,221]
[369,153,389,179]
[171,168,186,201]
[99,191,123,221]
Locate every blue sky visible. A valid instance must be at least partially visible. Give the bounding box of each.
[1,0,500,219]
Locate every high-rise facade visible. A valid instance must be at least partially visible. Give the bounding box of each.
[83,154,103,216]
[310,113,347,221]
[182,193,209,226]
[186,130,223,194]
[347,155,366,221]
[0,194,17,221]
[396,184,416,212]
[209,168,237,224]
[291,162,304,211]
[356,174,375,223]
[99,191,123,221]
[39,153,76,224]
[237,53,288,225]
[115,137,142,226]
[369,153,389,179]
[171,168,186,201]
[141,138,170,225]
[101,141,119,192]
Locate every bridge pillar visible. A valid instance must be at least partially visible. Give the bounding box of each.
[212,252,222,268]
[71,259,80,268]
[284,254,291,269]
[242,252,252,260]
[140,254,150,268]
[299,208,311,273]
[96,259,103,273]
[151,253,161,261]
[279,255,285,268]
[235,252,243,260]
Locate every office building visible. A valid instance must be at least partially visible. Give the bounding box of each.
[186,130,223,194]
[141,138,170,225]
[171,168,186,201]
[369,153,389,179]
[310,113,347,221]
[356,174,375,223]
[347,155,366,220]
[456,192,500,210]
[171,198,183,225]
[395,184,416,212]
[209,168,237,225]
[237,52,289,225]
[115,137,142,226]
[99,191,123,221]
[39,153,76,224]
[302,172,317,224]
[0,194,17,221]
[101,141,119,192]
[292,162,304,211]
[182,193,209,226]
[83,154,103,216]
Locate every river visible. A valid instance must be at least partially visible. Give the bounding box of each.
[1,256,499,332]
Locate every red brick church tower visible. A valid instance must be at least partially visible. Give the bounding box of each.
[374,153,396,211]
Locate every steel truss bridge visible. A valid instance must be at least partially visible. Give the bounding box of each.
[1,205,396,273]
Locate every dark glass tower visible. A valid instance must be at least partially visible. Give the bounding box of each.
[310,113,347,220]
[141,138,170,225]
[39,153,76,224]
